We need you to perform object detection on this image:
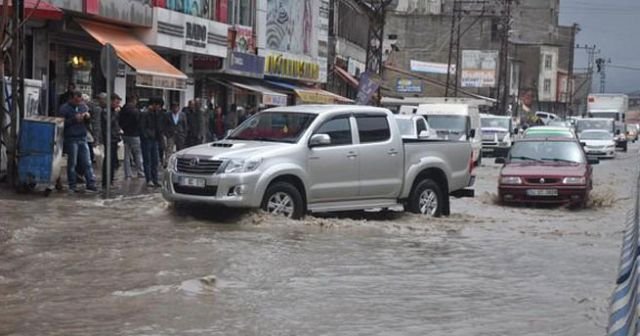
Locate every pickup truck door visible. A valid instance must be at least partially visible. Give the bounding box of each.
[355,114,404,198]
[307,115,359,202]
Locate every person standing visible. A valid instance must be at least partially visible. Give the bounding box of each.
[118,95,145,179]
[184,100,201,147]
[58,90,97,192]
[225,104,239,131]
[210,105,226,140]
[101,93,122,187]
[163,102,188,163]
[140,97,164,187]
[58,83,76,108]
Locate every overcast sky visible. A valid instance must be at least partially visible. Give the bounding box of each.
[560,0,640,93]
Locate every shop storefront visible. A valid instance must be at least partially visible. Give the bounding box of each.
[138,7,229,107]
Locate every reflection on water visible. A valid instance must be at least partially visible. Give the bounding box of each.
[0,150,636,336]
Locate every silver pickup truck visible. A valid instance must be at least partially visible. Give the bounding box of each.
[162,105,474,219]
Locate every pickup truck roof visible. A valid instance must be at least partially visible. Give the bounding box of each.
[266,104,391,115]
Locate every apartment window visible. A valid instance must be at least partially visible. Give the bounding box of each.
[228,0,254,26]
[544,54,553,70]
[543,79,552,93]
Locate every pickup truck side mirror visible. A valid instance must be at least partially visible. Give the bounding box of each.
[495,157,506,164]
[309,133,331,147]
[468,129,476,139]
[580,142,586,147]
[513,128,519,135]
[418,130,430,140]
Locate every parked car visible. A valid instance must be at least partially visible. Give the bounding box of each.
[496,138,598,208]
[522,126,577,140]
[163,105,475,219]
[416,103,482,166]
[535,111,559,125]
[579,130,616,159]
[626,123,639,142]
[394,115,438,140]
[480,113,515,157]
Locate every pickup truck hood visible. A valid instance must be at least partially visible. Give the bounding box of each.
[177,141,291,159]
[501,162,586,176]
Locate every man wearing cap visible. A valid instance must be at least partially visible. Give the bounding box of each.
[118,95,145,179]
[58,90,97,192]
[101,93,122,187]
[139,97,164,187]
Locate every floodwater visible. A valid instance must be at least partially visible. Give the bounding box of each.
[0,145,637,336]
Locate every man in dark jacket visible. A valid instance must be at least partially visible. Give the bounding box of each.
[101,93,122,187]
[139,97,164,187]
[118,95,144,179]
[59,90,97,192]
[163,102,188,164]
[58,83,76,108]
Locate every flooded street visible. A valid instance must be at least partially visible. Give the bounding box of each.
[0,146,637,336]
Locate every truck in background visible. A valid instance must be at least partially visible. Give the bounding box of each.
[587,94,629,151]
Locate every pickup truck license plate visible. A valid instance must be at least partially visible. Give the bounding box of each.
[179,177,206,188]
[526,189,558,196]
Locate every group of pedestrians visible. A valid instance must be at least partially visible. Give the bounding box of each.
[57,85,261,193]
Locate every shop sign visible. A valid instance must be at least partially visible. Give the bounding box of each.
[263,94,287,107]
[229,52,264,76]
[264,54,320,81]
[396,79,423,93]
[193,55,224,70]
[356,72,379,105]
[140,7,228,58]
[136,74,187,91]
[185,22,207,48]
[233,25,254,53]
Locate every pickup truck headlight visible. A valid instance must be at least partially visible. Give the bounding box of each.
[562,177,586,185]
[500,176,522,185]
[223,158,263,173]
[168,154,178,172]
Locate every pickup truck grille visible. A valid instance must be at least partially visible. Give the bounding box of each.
[173,184,218,196]
[176,158,223,174]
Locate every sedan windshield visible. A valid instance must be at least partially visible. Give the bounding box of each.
[580,131,613,140]
[227,112,317,143]
[509,141,585,164]
[481,117,510,130]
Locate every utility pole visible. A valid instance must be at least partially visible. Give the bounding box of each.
[576,44,599,94]
[7,0,24,186]
[445,0,488,97]
[596,57,608,93]
[566,23,579,115]
[495,0,513,115]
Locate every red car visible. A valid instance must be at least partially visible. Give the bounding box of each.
[496,138,599,208]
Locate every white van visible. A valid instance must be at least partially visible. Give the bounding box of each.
[416,103,482,165]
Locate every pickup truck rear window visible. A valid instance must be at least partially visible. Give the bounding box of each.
[356,116,391,143]
[315,117,352,145]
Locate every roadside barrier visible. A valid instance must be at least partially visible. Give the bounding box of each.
[607,176,640,336]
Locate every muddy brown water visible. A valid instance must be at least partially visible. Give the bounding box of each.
[0,146,637,335]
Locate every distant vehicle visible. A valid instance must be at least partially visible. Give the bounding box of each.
[394,115,438,140]
[579,130,616,159]
[496,138,599,208]
[626,123,639,142]
[163,105,475,219]
[576,117,626,151]
[587,94,628,151]
[416,103,482,166]
[547,120,572,128]
[522,126,576,140]
[480,114,515,157]
[535,111,559,125]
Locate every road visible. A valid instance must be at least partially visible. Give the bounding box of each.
[0,144,637,335]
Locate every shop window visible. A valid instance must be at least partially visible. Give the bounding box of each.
[228,0,253,26]
[543,79,551,93]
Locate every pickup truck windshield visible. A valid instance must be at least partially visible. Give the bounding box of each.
[426,115,468,135]
[227,112,317,143]
[509,141,585,164]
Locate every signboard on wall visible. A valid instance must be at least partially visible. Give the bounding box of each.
[264,54,320,81]
[396,79,423,93]
[461,50,498,88]
[410,60,454,74]
[94,0,154,27]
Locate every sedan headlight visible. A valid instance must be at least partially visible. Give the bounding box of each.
[223,158,263,174]
[562,176,586,185]
[500,176,523,185]
[168,154,178,172]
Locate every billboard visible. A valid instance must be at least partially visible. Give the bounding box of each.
[396,79,423,93]
[410,60,454,74]
[266,0,319,57]
[461,50,498,88]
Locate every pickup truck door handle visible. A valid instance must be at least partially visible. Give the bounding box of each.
[387,149,399,156]
[347,151,358,159]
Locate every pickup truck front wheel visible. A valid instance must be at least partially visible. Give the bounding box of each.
[409,179,443,217]
[261,182,305,219]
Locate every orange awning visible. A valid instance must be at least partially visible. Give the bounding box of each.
[77,20,187,91]
[334,66,359,89]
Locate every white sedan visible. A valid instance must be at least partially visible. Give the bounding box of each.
[579,130,616,159]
